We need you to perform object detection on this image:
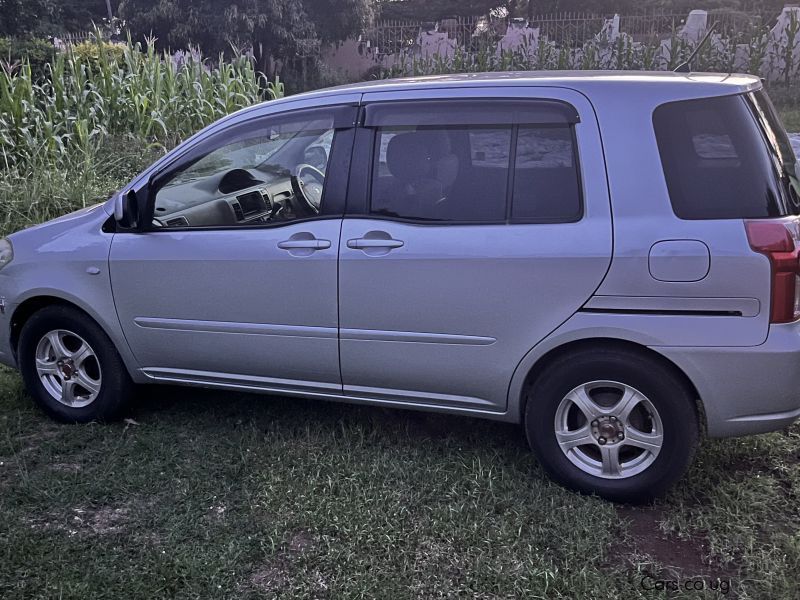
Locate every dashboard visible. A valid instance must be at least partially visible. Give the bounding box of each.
[153,167,316,228]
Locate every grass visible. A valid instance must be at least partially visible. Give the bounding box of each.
[0,137,160,237]
[0,365,799,599]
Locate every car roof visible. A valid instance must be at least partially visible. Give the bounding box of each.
[288,70,762,100]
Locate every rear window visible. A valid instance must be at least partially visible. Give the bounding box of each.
[653,94,799,220]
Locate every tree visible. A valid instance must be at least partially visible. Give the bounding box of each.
[378,0,503,20]
[118,0,373,83]
[120,0,370,54]
[0,0,59,36]
[0,0,113,36]
[59,0,113,31]
[310,0,375,43]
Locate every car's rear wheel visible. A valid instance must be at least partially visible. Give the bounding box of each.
[525,346,699,503]
[18,305,132,422]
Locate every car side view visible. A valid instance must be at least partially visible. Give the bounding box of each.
[1,71,799,502]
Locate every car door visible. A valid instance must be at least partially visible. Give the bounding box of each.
[109,103,357,394]
[338,88,612,413]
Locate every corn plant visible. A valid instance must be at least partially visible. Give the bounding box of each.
[0,36,280,170]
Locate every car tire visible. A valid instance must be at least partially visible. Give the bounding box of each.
[525,346,699,503]
[18,305,133,423]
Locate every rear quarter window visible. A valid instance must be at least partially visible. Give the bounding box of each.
[653,94,798,220]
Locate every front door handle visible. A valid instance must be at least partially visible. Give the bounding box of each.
[277,233,331,256]
[346,231,404,256]
[346,238,404,250]
[278,239,331,250]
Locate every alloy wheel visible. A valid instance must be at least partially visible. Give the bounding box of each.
[34,329,102,408]
[553,380,664,479]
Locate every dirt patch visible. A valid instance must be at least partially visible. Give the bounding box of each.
[74,506,129,535]
[288,530,314,553]
[249,530,320,594]
[27,504,131,537]
[607,506,737,579]
[250,565,289,594]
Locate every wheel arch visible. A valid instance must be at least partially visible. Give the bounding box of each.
[9,294,140,380]
[513,336,705,433]
[11,296,97,356]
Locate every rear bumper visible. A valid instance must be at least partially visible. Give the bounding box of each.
[655,321,800,437]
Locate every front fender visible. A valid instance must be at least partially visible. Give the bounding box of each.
[2,206,142,380]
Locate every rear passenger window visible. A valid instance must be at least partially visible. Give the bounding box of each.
[654,95,797,219]
[369,119,582,223]
[371,126,509,221]
[513,126,581,221]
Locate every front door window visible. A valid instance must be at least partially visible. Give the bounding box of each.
[152,110,347,228]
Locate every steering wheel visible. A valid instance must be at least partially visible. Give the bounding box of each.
[290,164,326,215]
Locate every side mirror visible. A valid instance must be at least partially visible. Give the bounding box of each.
[303,146,328,171]
[114,189,140,229]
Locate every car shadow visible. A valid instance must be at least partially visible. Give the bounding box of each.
[127,383,529,452]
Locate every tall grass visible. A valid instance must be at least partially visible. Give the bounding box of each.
[0,38,282,236]
[0,37,280,170]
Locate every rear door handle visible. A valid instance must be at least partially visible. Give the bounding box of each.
[278,239,331,250]
[346,238,404,249]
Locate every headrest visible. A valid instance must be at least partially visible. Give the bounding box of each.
[386,132,434,182]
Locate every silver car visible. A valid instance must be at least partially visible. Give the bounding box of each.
[1,72,799,502]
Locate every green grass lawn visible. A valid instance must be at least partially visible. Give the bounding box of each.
[1,365,798,599]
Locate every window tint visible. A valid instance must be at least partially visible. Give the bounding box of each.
[369,122,582,223]
[512,126,581,221]
[371,126,510,222]
[653,95,797,219]
[153,113,340,228]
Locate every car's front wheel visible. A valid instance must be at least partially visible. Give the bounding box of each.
[18,305,132,422]
[525,346,699,503]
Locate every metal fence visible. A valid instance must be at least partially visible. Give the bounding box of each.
[362,10,767,56]
[56,31,94,46]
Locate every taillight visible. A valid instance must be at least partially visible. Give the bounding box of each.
[745,220,800,323]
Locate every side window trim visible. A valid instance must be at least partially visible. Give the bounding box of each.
[504,125,519,222]
[362,98,580,127]
[347,98,585,225]
[139,104,358,232]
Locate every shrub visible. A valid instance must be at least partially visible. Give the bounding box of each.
[70,40,126,66]
[0,37,54,80]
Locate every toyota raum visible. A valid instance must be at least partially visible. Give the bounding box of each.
[1,72,799,502]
